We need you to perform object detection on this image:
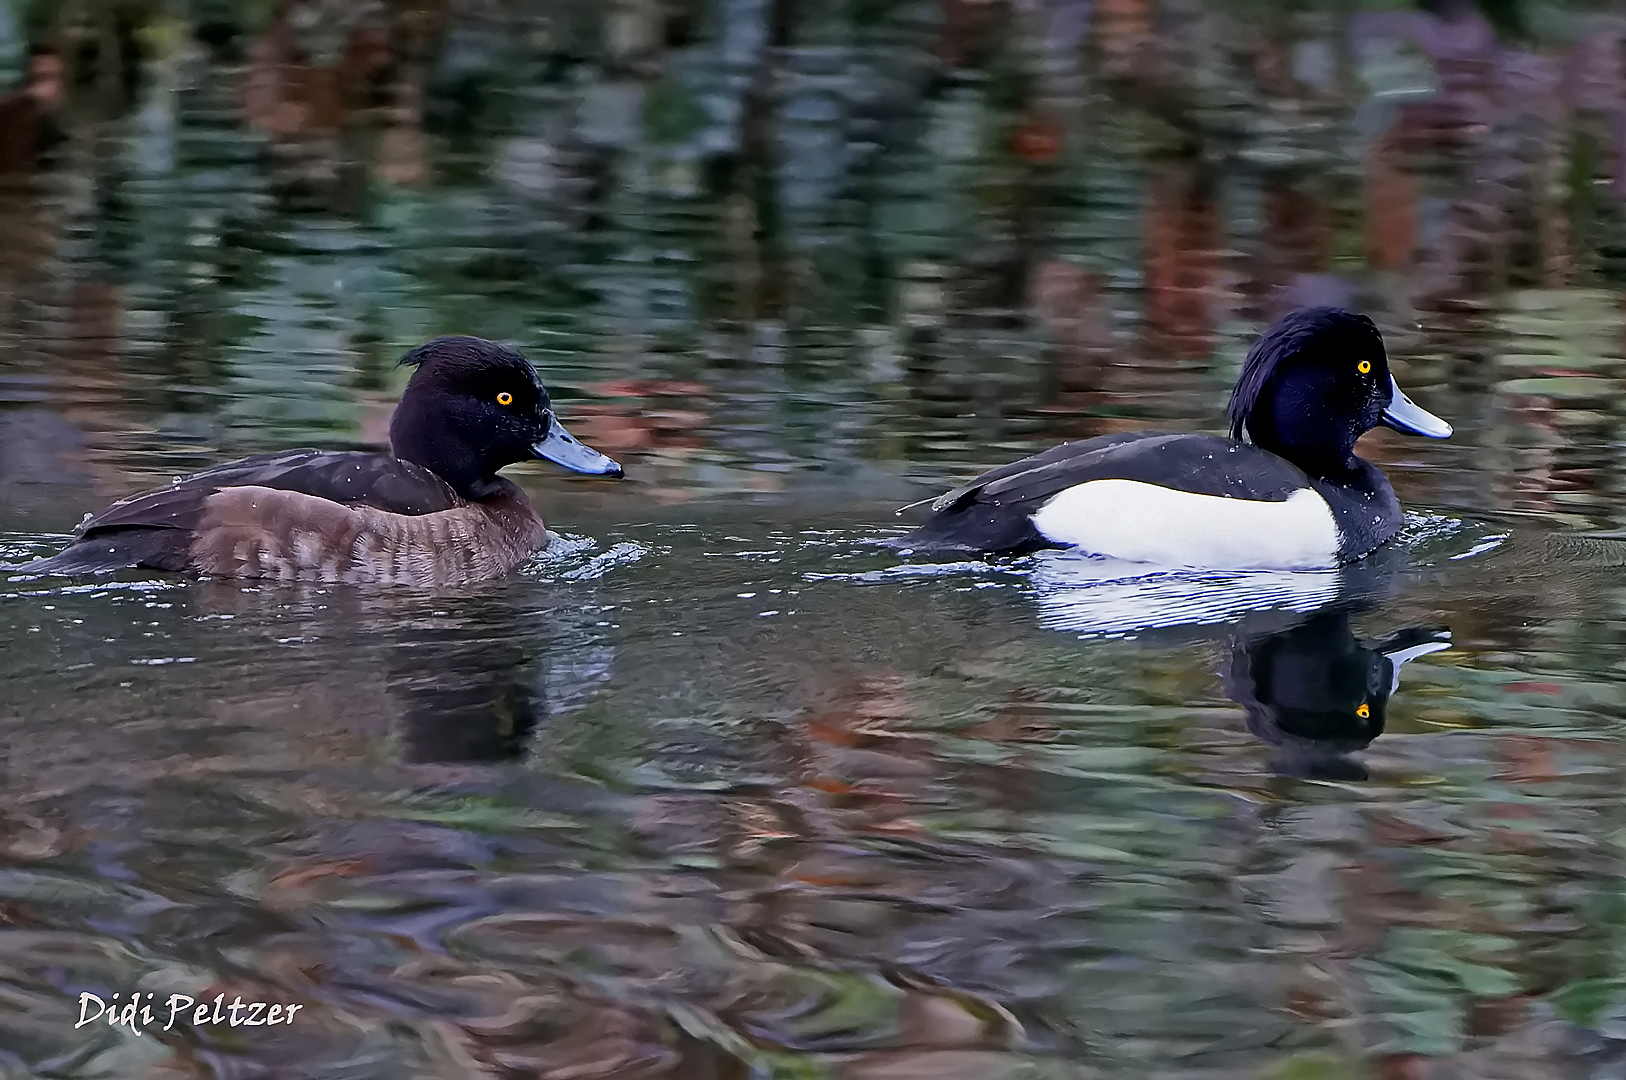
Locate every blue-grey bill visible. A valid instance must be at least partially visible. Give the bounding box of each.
[1385,632,1452,695]
[1380,376,1452,438]
[531,414,624,477]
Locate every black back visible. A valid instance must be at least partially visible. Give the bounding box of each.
[892,306,1411,558]
[891,432,1316,554]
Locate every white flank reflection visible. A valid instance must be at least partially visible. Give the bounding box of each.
[1029,551,1344,638]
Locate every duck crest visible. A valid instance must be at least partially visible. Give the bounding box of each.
[399,336,539,384]
[1227,307,1382,441]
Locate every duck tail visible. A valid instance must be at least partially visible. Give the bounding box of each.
[16,528,191,576]
[883,503,1052,558]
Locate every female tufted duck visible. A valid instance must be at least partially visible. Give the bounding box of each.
[24,336,624,587]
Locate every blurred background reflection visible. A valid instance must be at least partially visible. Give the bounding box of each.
[5,1,1626,1077]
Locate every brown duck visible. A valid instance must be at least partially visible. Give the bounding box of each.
[24,337,625,587]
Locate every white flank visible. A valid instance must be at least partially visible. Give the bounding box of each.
[1028,479,1340,570]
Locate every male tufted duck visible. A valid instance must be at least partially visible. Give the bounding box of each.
[891,307,1452,569]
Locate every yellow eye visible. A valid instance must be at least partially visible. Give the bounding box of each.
[1356,703,1371,718]
[496,391,513,406]
[1357,360,1372,374]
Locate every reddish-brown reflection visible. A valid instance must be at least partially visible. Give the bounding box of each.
[1142,160,1219,361]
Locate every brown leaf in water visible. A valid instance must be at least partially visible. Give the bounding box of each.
[1493,735,1557,783]
[842,1049,1024,1080]
[378,124,428,186]
[1009,112,1062,164]
[728,799,799,856]
[1142,163,1218,360]
[0,901,38,926]
[343,23,392,79]
[862,816,930,838]
[939,0,1005,68]
[590,379,711,398]
[968,700,1059,743]
[269,857,374,892]
[783,851,891,890]
[0,98,41,175]
[800,675,917,741]
[567,406,655,452]
[422,1018,505,1079]
[1283,982,1334,1022]
[257,859,389,933]
[647,409,709,432]
[1375,1054,1433,1080]
[28,51,63,110]
[804,717,869,749]
[0,812,65,860]
[1095,0,1152,76]
[459,994,560,1038]
[1388,98,1483,153]
[1369,813,1458,848]
[893,991,993,1049]
[1468,994,1530,1037]
[1485,801,1550,854]
[485,1004,680,1079]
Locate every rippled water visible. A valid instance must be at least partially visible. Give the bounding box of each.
[6,1,1626,1076]
[3,495,1626,1078]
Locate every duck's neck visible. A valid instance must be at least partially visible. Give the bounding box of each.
[389,400,504,501]
[1244,398,1361,481]
[1262,442,1360,482]
[1246,425,1359,481]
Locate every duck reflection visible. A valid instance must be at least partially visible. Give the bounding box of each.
[381,591,615,765]
[1223,609,1450,780]
[389,629,539,763]
[1030,532,1414,640]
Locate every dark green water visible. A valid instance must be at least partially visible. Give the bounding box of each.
[2,490,1624,1079]
[5,1,1626,1077]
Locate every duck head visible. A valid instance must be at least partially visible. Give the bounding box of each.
[1226,307,1452,476]
[1224,609,1451,780]
[388,336,623,500]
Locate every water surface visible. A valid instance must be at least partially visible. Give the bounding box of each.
[6,2,1626,1076]
[3,495,1625,1078]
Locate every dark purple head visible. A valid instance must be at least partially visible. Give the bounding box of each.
[1226,307,1451,475]
[388,336,623,500]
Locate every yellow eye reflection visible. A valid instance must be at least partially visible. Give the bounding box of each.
[496,392,513,406]
[1357,360,1372,374]
[1356,703,1371,718]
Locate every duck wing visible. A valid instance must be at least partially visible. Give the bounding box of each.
[895,432,1314,554]
[24,450,460,574]
[905,432,1167,514]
